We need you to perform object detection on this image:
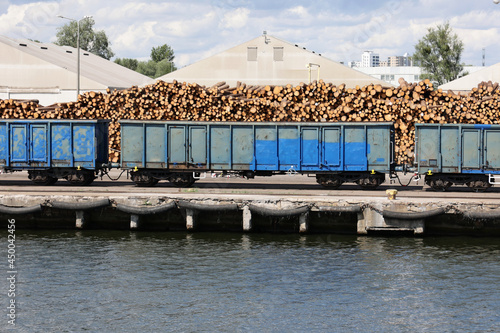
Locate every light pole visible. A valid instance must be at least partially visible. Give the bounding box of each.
[57,15,92,99]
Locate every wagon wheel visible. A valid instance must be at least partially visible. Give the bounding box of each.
[429,179,452,191]
[466,179,491,192]
[131,172,159,187]
[317,175,343,189]
[65,170,95,186]
[28,171,58,186]
[169,173,196,187]
[356,176,382,190]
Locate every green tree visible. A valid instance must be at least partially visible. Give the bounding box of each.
[151,44,175,63]
[154,58,176,77]
[55,18,114,60]
[136,60,158,78]
[114,44,177,78]
[413,22,464,86]
[114,58,139,71]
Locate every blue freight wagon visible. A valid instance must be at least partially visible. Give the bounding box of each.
[120,121,394,188]
[415,123,500,191]
[0,119,109,185]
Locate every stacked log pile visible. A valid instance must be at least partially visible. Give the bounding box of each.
[1,79,500,165]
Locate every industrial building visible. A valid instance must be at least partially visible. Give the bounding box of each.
[439,64,499,93]
[0,36,151,106]
[156,34,391,88]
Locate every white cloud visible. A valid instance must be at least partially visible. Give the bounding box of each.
[286,6,308,17]
[0,1,59,39]
[221,7,249,29]
[1,0,500,66]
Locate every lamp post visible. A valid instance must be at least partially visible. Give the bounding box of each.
[57,15,92,99]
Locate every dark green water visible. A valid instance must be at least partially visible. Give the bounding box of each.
[1,230,499,332]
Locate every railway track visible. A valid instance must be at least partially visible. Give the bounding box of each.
[2,172,500,200]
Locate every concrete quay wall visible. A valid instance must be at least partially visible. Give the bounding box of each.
[1,193,499,236]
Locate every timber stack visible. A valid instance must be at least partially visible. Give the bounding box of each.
[1,79,500,165]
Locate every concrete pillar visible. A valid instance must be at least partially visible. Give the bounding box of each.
[299,212,309,233]
[242,206,252,231]
[357,211,368,235]
[75,211,86,229]
[130,214,140,230]
[413,221,425,235]
[186,209,195,230]
[357,203,384,234]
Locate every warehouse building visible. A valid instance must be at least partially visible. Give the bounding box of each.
[0,36,151,106]
[439,64,499,93]
[156,33,392,88]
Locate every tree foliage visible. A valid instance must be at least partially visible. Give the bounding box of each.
[55,17,114,60]
[114,58,139,71]
[151,44,175,63]
[114,44,176,78]
[413,22,464,86]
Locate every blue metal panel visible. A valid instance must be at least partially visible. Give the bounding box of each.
[344,127,367,171]
[278,127,300,171]
[30,124,48,163]
[210,125,231,169]
[121,123,144,167]
[189,126,207,167]
[232,126,254,170]
[145,124,165,168]
[51,123,72,166]
[73,124,95,168]
[416,126,440,171]
[169,126,187,167]
[485,130,500,169]
[301,127,320,170]
[322,128,341,168]
[0,123,8,166]
[10,124,28,163]
[367,126,389,170]
[255,126,278,170]
[440,127,459,173]
[462,129,480,169]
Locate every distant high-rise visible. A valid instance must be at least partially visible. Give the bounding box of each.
[361,51,379,67]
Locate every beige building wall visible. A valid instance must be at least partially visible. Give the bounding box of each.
[158,35,392,88]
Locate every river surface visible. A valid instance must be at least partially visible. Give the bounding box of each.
[1,230,499,332]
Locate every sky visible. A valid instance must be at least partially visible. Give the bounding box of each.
[1,0,500,69]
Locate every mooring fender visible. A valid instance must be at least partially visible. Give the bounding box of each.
[0,204,42,215]
[50,199,111,211]
[115,201,176,215]
[383,207,446,220]
[465,209,500,220]
[248,204,310,217]
[317,205,362,213]
[177,200,239,212]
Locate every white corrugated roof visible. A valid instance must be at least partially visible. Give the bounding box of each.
[0,35,150,90]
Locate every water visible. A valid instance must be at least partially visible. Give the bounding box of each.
[2,230,499,332]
